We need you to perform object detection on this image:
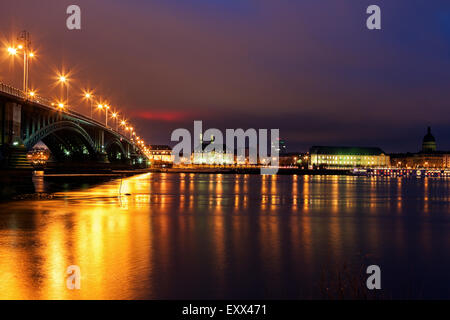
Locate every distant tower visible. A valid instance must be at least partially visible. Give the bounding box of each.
[422,126,436,152]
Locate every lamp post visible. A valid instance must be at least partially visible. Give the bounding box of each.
[112,112,118,131]
[84,92,93,118]
[97,104,110,127]
[104,105,110,127]
[19,31,30,95]
[57,102,65,118]
[97,104,104,123]
[58,75,69,108]
[7,30,34,95]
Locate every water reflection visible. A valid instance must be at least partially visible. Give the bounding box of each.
[0,173,450,299]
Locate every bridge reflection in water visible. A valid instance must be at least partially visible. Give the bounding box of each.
[0,173,450,299]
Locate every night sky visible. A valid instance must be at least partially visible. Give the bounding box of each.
[1,0,450,152]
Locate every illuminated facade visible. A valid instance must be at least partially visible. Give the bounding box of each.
[147,145,173,166]
[192,142,234,165]
[444,154,450,168]
[26,147,50,168]
[310,146,390,168]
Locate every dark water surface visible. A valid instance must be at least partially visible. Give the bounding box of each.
[0,173,449,299]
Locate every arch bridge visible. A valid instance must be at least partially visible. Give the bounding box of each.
[0,83,148,170]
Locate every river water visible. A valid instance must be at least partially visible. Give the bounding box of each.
[0,173,449,299]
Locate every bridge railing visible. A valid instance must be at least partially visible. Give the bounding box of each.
[0,82,54,107]
[0,82,26,99]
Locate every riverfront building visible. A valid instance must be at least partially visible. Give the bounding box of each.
[390,127,450,169]
[192,139,235,165]
[309,146,390,168]
[147,145,173,166]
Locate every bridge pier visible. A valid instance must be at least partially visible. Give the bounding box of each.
[0,99,32,170]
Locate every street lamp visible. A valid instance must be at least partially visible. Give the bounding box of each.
[104,104,110,127]
[7,47,17,55]
[83,91,94,118]
[97,104,104,122]
[58,74,69,108]
[28,91,36,100]
[111,112,118,131]
[119,120,128,135]
[97,103,110,127]
[7,30,33,95]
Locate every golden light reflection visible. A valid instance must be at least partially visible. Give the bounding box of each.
[397,178,403,211]
[0,174,156,299]
[423,177,429,213]
[292,175,298,211]
[0,173,437,299]
[303,175,310,212]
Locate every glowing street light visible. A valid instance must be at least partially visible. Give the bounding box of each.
[7,31,33,95]
[58,74,69,108]
[7,47,17,55]
[119,120,127,135]
[128,126,134,139]
[111,112,119,131]
[97,103,110,127]
[83,91,94,118]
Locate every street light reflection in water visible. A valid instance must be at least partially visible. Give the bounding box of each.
[0,173,450,299]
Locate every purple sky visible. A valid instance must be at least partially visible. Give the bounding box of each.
[1,0,450,152]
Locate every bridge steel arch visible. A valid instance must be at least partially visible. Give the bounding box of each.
[24,120,97,154]
[104,137,127,162]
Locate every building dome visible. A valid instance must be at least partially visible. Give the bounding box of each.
[422,126,436,152]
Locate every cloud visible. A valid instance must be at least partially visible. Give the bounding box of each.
[132,110,192,122]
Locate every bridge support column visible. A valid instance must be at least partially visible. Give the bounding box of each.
[97,130,109,164]
[0,101,31,170]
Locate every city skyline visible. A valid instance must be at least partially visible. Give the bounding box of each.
[1,1,450,152]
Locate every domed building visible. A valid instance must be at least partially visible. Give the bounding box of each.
[390,126,450,169]
[422,126,437,152]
